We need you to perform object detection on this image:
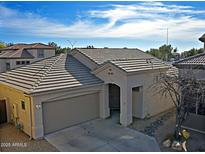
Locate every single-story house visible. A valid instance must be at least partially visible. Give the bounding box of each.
[0,48,174,139]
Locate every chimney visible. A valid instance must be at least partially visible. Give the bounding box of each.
[199,33,205,50]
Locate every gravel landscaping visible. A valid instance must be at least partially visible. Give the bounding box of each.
[0,123,58,152]
[130,108,205,152]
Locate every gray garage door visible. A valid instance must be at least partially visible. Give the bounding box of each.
[43,93,99,134]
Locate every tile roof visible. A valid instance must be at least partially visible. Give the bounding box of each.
[1,43,55,50]
[109,58,170,73]
[76,48,154,65]
[199,34,205,42]
[0,49,34,59]
[0,43,55,59]
[0,54,103,93]
[76,48,170,73]
[174,52,205,67]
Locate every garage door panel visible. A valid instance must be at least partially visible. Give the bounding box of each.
[43,93,99,134]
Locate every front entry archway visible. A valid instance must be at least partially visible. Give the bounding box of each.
[108,84,120,122]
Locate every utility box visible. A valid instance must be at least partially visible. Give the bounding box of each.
[12,103,18,118]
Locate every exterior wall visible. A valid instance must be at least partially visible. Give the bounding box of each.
[94,65,174,127]
[179,68,205,80]
[27,49,55,59]
[0,59,6,72]
[94,64,132,126]
[7,58,34,70]
[30,84,104,139]
[128,71,174,118]
[0,84,32,136]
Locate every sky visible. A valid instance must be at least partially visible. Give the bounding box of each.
[0,1,205,52]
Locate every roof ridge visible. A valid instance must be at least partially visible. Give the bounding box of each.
[32,54,65,90]
[110,58,155,61]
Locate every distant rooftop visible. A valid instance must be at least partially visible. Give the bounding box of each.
[174,52,205,68]
[199,34,205,42]
[0,43,55,59]
[0,43,55,50]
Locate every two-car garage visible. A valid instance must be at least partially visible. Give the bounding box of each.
[42,93,100,134]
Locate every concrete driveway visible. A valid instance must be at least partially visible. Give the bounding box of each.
[45,116,160,152]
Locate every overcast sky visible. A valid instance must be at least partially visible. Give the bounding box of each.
[0,1,205,52]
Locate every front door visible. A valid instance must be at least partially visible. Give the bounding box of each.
[0,100,7,124]
[109,84,120,110]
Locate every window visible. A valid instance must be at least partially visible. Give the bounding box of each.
[6,62,10,70]
[21,61,25,65]
[16,61,21,65]
[26,61,30,65]
[37,49,44,58]
[21,101,25,110]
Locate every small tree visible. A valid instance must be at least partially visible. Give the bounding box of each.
[147,44,178,61]
[48,42,71,55]
[155,69,205,140]
[0,41,6,49]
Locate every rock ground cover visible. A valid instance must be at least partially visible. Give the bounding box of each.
[130,108,205,152]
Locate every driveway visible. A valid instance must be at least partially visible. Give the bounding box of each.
[45,115,160,152]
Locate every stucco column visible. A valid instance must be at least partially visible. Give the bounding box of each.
[31,97,44,139]
[99,84,110,118]
[120,86,132,126]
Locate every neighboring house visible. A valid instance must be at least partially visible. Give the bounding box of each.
[174,54,205,113]
[174,34,205,114]
[174,34,205,133]
[0,48,174,139]
[0,43,55,73]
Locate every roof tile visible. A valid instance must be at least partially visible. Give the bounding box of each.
[0,54,103,93]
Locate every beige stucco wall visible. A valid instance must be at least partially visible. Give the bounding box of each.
[30,84,104,139]
[94,64,174,126]
[7,58,35,70]
[27,49,55,59]
[0,59,6,72]
[94,64,132,126]
[128,71,174,118]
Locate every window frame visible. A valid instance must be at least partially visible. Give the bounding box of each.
[21,101,26,110]
[37,49,45,58]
